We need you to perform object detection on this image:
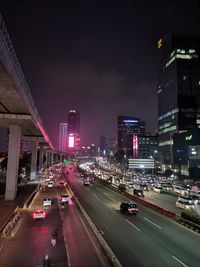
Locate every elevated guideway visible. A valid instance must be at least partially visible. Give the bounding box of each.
[0,13,59,200]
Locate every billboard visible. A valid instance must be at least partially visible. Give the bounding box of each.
[129,159,155,169]
[68,134,75,148]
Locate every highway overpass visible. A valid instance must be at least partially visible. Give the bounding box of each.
[0,13,61,200]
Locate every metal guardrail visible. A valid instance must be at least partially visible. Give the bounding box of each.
[2,211,22,237]
[79,166,200,233]
[97,177,200,234]
[23,184,41,209]
[177,216,200,233]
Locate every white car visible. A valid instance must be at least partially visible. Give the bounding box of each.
[61,195,69,203]
[176,200,195,210]
[178,195,197,205]
[47,181,54,187]
[153,186,163,193]
[43,198,52,206]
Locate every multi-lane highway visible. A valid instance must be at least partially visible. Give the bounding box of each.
[65,167,200,267]
[126,187,181,214]
[0,175,107,267]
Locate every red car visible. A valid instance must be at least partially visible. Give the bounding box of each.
[32,210,46,220]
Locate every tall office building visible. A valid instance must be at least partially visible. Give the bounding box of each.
[67,109,80,151]
[59,123,68,152]
[157,34,200,167]
[67,109,80,135]
[117,116,145,157]
[99,136,107,156]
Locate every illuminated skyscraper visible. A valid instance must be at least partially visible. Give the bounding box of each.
[67,109,80,135]
[157,34,200,167]
[59,123,68,152]
[117,116,145,157]
[99,136,107,156]
[67,109,80,151]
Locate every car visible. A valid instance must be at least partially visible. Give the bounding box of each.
[120,201,139,215]
[178,195,198,205]
[32,210,46,220]
[118,184,127,192]
[133,189,145,197]
[153,186,164,193]
[47,181,54,187]
[59,181,65,186]
[141,184,149,191]
[43,198,52,206]
[128,183,134,188]
[176,200,195,210]
[61,194,69,203]
[83,179,90,185]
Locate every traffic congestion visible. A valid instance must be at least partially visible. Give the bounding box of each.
[78,157,200,214]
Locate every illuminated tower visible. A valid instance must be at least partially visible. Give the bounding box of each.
[157,34,200,166]
[67,109,80,151]
[67,109,80,135]
[59,123,68,152]
[117,116,145,158]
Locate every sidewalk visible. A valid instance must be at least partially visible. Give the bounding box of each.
[0,176,42,233]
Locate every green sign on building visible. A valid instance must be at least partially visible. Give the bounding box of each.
[185,135,192,141]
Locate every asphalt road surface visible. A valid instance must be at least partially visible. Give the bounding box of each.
[0,176,107,267]
[65,167,200,267]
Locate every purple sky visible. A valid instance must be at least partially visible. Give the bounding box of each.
[0,0,199,148]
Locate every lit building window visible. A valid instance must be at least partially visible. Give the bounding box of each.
[158,108,178,121]
[158,140,173,146]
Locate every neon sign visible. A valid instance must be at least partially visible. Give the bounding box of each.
[69,135,75,147]
[133,134,138,159]
[185,135,192,141]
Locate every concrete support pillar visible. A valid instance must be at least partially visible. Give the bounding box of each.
[5,125,21,200]
[60,154,63,163]
[55,154,59,163]
[30,139,38,181]
[44,149,48,168]
[51,153,54,166]
[39,145,44,172]
[46,150,50,167]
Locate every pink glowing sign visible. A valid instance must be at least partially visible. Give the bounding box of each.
[68,135,74,148]
[133,134,138,158]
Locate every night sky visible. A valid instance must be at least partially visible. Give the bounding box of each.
[0,0,199,148]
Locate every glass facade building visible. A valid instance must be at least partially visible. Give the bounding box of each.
[67,109,80,151]
[157,34,200,166]
[67,109,80,135]
[117,116,145,157]
[59,123,68,152]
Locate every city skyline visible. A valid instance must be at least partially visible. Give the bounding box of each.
[0,1,199,149]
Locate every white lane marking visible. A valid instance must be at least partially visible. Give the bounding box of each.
[126,219,141,232]
[172,256,188,267]
[96,187,101,191]
[92,193,98,198]
[144,217,162,229]
[105,203,111,209]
